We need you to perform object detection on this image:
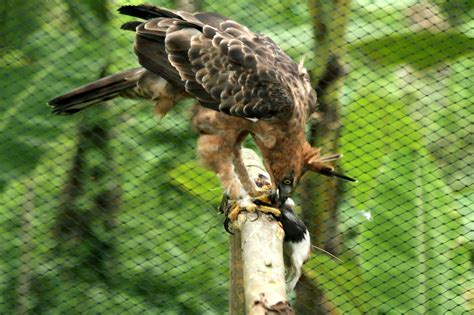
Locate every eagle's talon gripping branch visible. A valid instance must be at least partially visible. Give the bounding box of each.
[227,196,280,222]
[221,190,281,233]
[227,198,256,221]
[251,185,282,218]
[255,205,281,218]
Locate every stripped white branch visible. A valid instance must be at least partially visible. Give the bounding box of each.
[231,149,292,315]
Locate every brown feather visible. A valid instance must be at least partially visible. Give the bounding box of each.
[49,4,354,219]
[120,3,309,120]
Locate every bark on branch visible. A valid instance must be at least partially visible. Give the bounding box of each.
[230,149,293,315]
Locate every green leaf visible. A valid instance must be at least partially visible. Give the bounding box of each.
[167,161,221,204]
[435,0,474,26]
[397,55,474,191]
[0,5,110,188]
[455,193,474,243]
[350,31,474,69]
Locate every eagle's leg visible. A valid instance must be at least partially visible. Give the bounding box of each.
[197,134,255,210]
[197,134,280,223]
[230,146,281,220]
[232,147,281,220]
[232,146,259,197]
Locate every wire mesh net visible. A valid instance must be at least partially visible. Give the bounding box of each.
[1,0,472,313]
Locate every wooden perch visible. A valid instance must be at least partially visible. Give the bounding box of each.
[230,149,293,315]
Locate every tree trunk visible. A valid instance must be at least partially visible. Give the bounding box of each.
[16,180,35,315]
[230,231,245,315]
[296,0,351,313]
[54,65,121,284]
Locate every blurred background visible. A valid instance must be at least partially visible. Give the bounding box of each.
[1,0,472,313]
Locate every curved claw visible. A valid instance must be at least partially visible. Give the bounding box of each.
[223,216,234,234]
[219,194,230,214]
[249,211,260,222]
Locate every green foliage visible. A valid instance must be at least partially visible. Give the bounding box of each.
[0,0,46,48]
[341,89,469,311]
[303,1,472,312]
[0,0,228,313]
[358,149,469,313]
[304,255,374,314]
[433,0,474,26]
[351,31,474,69]
[168,161,221,203]
[202,0,309,32]
[1,0,472,313]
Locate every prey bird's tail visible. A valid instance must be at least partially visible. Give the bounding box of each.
[48,68,187,117]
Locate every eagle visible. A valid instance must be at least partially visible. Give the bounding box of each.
[48,4,354,220]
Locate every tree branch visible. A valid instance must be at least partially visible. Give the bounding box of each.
[230,149,293,315]
[230,231,245,315]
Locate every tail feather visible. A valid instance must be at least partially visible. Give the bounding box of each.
[48,68,145,115]
[121,21,142,31]
[118,4,227,29]
[118,4,180,20]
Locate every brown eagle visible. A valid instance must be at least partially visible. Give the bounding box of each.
[49,4,354,219]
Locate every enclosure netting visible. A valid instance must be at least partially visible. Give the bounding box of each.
[1,0,472,314]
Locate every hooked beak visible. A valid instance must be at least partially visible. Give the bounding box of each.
[277,183,293,207]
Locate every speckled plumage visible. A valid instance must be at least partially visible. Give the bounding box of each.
[48,4,353,210]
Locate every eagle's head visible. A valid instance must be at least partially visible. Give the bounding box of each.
[265,141,355,206]
[262,137,309,206]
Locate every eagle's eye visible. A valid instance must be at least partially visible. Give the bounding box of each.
[282,178,293,186]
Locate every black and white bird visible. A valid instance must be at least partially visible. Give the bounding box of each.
[280,198,311,291]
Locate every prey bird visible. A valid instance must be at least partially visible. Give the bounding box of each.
[48,4,354,220]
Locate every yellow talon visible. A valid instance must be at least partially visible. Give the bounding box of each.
[227,203,241,221]
[227,198,259,221]
[253,193,273,205]
[256,205,281,217]
[226,200,280,222]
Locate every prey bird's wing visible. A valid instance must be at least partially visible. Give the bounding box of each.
[120,4,311,120]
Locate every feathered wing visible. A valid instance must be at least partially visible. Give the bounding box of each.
[48,67,186,116]
[119,4,308,120]
[49,68,147,114]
